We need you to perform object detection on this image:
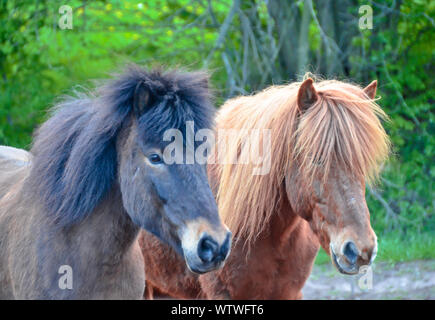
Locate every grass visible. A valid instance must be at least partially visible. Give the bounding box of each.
[314,249,331,265]
[314,232,435,265]
[376,232,435,263]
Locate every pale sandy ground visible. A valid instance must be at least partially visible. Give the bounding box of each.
[302,260,435,300]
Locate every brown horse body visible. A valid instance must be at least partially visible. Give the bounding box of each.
[141,77,390,299]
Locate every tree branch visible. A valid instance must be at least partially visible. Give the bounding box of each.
[204,0,240,66]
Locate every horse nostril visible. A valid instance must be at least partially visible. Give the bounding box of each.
[343,241,359,265]
[219,232,231,260]
[198,236,218,263]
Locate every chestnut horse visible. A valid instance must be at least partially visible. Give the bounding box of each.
[0,66,231,299]
[140,77,390,299]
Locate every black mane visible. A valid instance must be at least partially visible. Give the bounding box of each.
[28,65,214,226]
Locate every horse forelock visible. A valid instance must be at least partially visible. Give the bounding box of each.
[215,78,390,249]
[134,68,215,143]
[27,65,214,227]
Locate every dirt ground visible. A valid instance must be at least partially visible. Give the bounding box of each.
[302,260,435,300]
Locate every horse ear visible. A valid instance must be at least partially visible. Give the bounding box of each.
[133,81,150,117]
[363,80,377,99]
[297,78,319,112]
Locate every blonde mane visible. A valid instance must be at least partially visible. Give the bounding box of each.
[213,78,390,247]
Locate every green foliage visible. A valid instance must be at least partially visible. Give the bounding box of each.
[0,0,433,258]
[0,0,231,147]
[355,0,435,237]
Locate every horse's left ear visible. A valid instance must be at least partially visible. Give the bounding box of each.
[363,80,377,99]
[133,81,150,117]
[297,78,319,112]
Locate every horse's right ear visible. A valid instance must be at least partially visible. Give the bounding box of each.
[297,78,319,112]
[133,81,150,117]
[363,80,377,100]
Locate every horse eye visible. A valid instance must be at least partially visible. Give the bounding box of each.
[148,153,163,164]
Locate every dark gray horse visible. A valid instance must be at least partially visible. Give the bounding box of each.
[0,66,231,299]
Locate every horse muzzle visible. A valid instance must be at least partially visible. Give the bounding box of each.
[180,221,232,274]
[330,240,377,275]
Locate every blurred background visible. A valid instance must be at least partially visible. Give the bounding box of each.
[0,0,433,298]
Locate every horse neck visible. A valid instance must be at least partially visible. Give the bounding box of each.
[221,183,318,299]
[234,183,301,249]
[64,183,140,263]
[249,180,318,252]
[267,183,302,246]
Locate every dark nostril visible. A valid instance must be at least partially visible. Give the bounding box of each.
[198,236,219,263]
[343,241,359,265]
